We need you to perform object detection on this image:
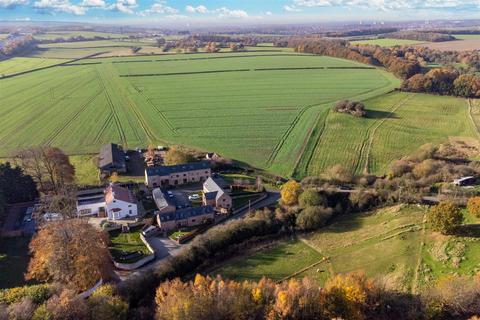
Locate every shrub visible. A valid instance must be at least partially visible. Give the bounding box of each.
[281,180,302,206]
[332,100,366,117]
[427,201,463,235]
[322,165,353,184]
[0,284,53,305]
[467,197,480,218]
[296,206,333,231]
[298,189,326,208]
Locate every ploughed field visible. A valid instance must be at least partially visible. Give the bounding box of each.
[0,50,476,177]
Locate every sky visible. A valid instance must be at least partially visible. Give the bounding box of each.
[1,0,480,25]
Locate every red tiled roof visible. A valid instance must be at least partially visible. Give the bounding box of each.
[105,185,136,204]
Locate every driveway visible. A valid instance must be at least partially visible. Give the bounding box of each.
[147,236,181,259]
[116,236,181,281]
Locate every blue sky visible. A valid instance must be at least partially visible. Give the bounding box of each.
[1,0,480,25]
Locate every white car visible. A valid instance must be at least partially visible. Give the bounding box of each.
[188,194,200,201]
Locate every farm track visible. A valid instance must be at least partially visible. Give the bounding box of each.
[411,212,427,294]
[354,94,414,174]
[43,89,104,145]
[95,68,127,147]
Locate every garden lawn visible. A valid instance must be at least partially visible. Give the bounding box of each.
[109,227,150,263]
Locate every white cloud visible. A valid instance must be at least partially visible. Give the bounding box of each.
[288,0,480,11]
[214,7,248,18]
[185,4,208,13]
[33,0,86,15]
[284,4,301,12]
[109,0,137,14]
[0,0,28,8]
[80,0,105,8]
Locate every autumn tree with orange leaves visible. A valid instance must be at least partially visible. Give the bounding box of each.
[26,219,112,291]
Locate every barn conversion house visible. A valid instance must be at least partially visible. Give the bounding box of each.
[145,161,211,188]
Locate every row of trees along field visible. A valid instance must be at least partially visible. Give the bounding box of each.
[386,31,456,42]
[0,35,36,57]
[283,37,480,97]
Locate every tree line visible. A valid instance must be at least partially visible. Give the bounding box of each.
[282,37,480,98]
[387,31,456,42]
[285,37,421,79]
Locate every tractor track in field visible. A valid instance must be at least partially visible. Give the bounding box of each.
[132,84,177,134]
[467,99,480,139]
[292,109,329,178]
[96,68,127,147]
[353,94,413,175]
[266,103,323,167]
[93,111,114,145]
[44,89,103,145]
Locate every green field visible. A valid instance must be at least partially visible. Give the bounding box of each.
[453,34,480,40]
[0,57,67,77]
[212,206,480,292]
[210,240,323,281]
[350,38,426,46]
[295,92,477,177]
[0,52,400,178]
[33,31,128,41]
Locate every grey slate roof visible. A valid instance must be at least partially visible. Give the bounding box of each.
[159,205,214,222]
[152,188,175,210]
[204,191,217,201]
[98,143,125,170]
[146,161,210,177]
[203,177,227,201]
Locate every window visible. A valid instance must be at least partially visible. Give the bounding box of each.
[129,210,132,214]
[128,205,132,207]
[78,209,92,215]
[192,219,196,222]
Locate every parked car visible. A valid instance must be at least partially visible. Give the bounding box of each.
[188,194,200,201]
[142,225,160,238]
[167,191,174,198]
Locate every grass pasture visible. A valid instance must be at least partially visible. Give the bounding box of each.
[0,52,399,178]
[212,206,480,292]
[350,38,426,46]
[296,92,477,177]
[210,240,323,281]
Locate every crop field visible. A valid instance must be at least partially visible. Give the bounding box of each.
[296,92,477,177]
[0,57,67,76]
[32,31,127,40]
[0,52,398,177]
[416,39,480,51]
[453,34,480,40]
[212,205,480,292]
[350,38,426,46]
